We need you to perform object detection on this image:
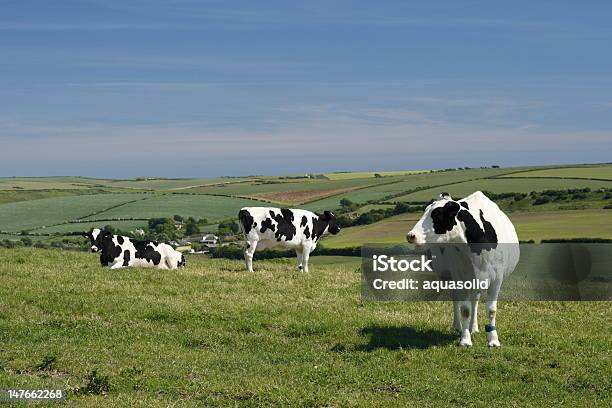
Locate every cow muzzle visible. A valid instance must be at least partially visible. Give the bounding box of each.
[406,231,425,245]
[90,246,98,252]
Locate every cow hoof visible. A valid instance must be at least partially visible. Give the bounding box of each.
[471,327,480,333]
[488,340,501,347]
[459,338,472,347]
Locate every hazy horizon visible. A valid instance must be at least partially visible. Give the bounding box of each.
[2,1,612,177]
[1,160,609,180]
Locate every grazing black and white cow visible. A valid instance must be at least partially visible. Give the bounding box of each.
[406,191,519,347]
[238,207,340,272]
[83,228,186,270]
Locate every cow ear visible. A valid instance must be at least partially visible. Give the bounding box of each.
[81,231,89,238]
[323,210,332,220]
[444,201,461,217]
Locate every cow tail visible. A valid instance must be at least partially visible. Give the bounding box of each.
[238,209,248,236]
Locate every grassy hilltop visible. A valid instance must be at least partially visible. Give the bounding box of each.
[0,164,611,406]
[0,248,610,407]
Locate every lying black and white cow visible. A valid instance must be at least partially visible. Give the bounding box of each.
[83,228,186,270]
[406,191,519,347]
[238,207,340,272]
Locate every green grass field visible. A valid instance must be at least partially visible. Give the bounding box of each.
[184,177,380,196]
[322,213,422,248]
[0,190,89,205]
[305,168,521,211]
[0,181,92,190]
[36,220,149,235]
[323,170,429,180]
[0,248,609,407]
[81,194,268,224]
[322,209,612,247]
[1,164,610,243]
[500,165,612,180]
[392,178,612,202]
[511,210,612,241]
[103,178,247,191]
[0,193,151,232]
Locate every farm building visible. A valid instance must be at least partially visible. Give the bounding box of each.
[201,234,219,247]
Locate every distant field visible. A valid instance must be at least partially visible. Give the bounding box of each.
[499,165,612,180]
[37,220,149,235]
[0,181,92,190]
[392,178,612,202]
[1,165,610,241]
[0,193,150,232]
[82,194,268,223]
[254,187,361,205]
[305,168,523,211]
[185,177,382,199]
[0,176,109,184]
[104,178,247,191]
[322,209,612,247]
[322,213,421,248]
[353,204,395,215]
[512,210,612,241]
[0,233,46,241]
[0,190,87,205]
[323,170,429,180]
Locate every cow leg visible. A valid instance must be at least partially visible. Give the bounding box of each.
[486,279,503,347]
[470,295,480,333]
[296,248,304,271]
[110,261,124,270]
[244,241,256,272]
[459,299,473,346]
[452,301,462,332]
[302,247,311,273]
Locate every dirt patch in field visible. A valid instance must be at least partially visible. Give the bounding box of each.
[254,187,360,204]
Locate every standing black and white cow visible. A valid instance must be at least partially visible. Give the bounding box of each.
[83,228,186,270]
[238,207,340,272]
[406,191,519,347]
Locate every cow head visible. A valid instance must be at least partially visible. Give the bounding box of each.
[82,228,110,252]
[406,194,465,246]
[322,210,341,235]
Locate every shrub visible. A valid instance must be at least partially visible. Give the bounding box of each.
[185,217,200,235]
[77,370,111,395]
[533,196,551,205]
[36,355,57,371]
[218,220,239,236]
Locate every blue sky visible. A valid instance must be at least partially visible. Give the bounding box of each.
[1,0,611,177]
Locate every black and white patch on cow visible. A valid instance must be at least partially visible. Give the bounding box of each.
[83,228,185,270]
[406,191,519,347]
[238,207,340,273]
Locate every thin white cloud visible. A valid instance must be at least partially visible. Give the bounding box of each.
[0,22,173,30]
